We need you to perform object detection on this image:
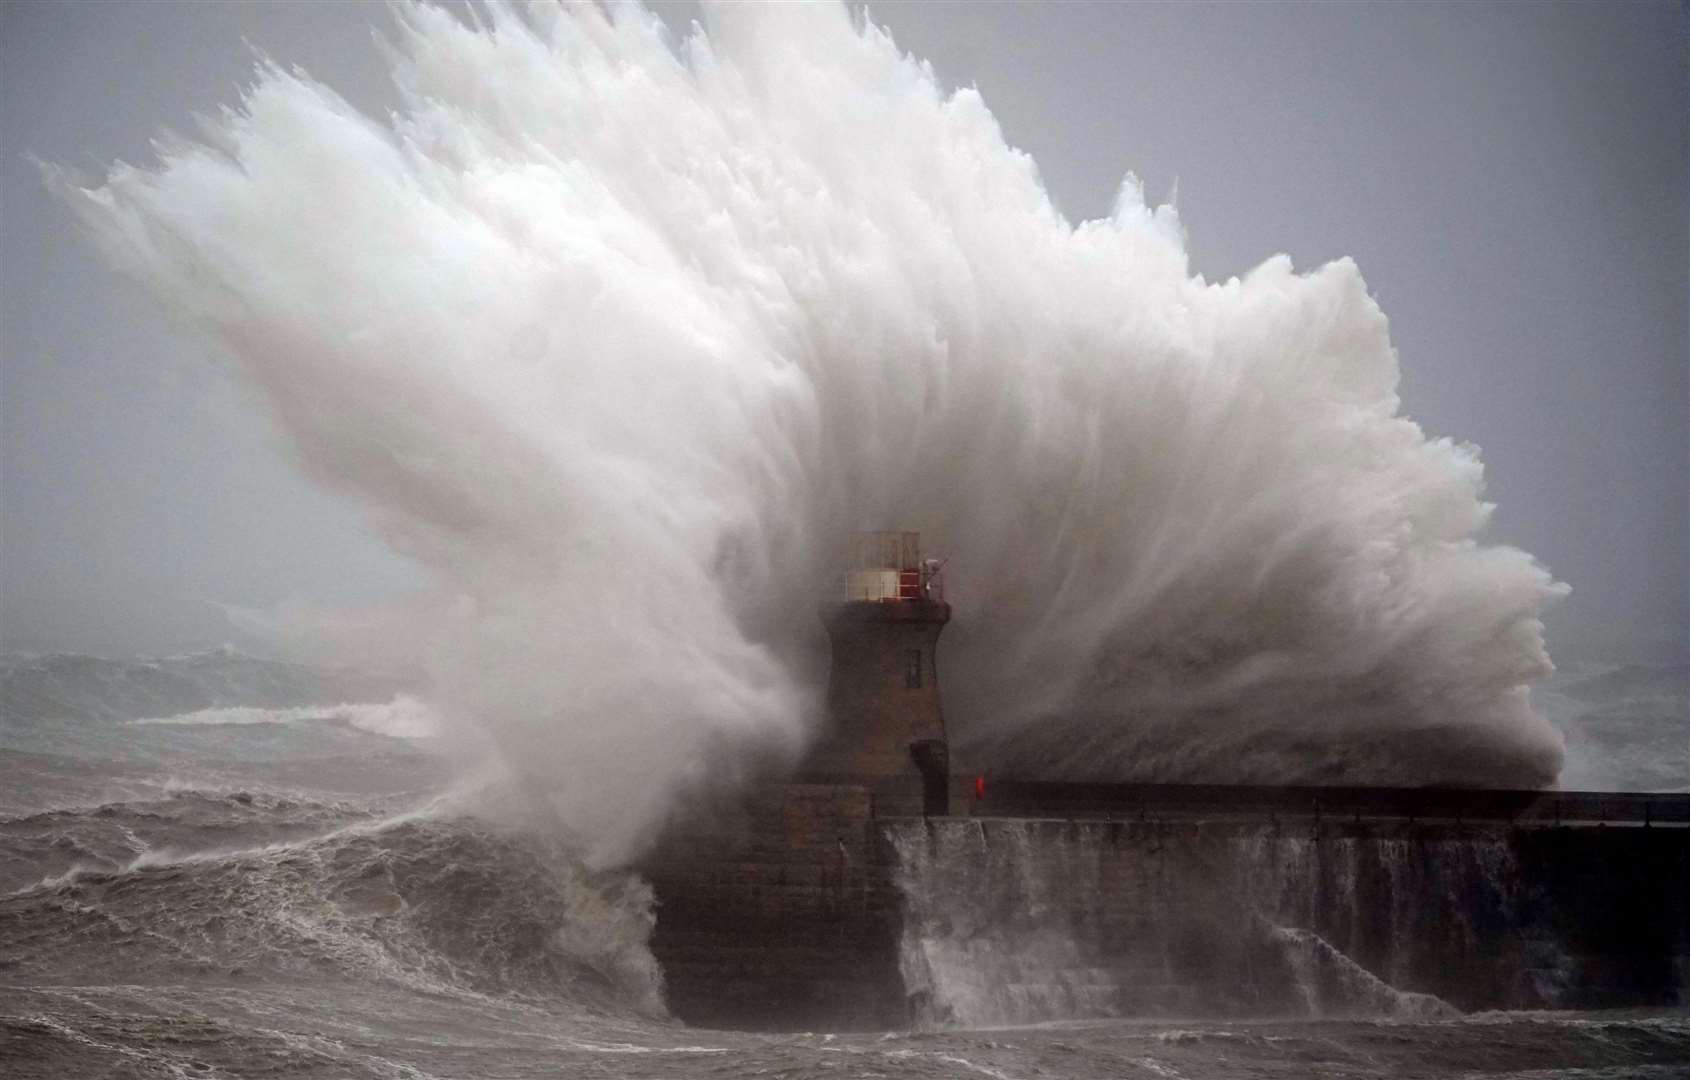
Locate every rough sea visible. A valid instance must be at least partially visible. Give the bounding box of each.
[2,649,1685,1079]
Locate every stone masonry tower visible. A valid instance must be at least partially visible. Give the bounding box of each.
[808,531,951,813]
[642,530,952,1030]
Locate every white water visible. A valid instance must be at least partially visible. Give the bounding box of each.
[892,819,1492,1026]
[133,695,441,739]
[53,1,1564,863]
[1269,926,1456,1021]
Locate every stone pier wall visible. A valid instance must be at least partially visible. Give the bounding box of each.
[640,781,909,1030]
[644,785,1688,1031]
[888,817,1687,1023]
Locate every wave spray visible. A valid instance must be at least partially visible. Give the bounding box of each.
[52,1,1565,863]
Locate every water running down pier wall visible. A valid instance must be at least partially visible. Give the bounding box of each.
[893,817,1685,1027]
[645,782,1688,1031]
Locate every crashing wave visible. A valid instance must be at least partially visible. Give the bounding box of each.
[52,1,1564,862]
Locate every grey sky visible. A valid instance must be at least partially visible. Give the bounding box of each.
[1,1,1684,663]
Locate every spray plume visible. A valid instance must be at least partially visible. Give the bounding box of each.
[52,1,1565,863]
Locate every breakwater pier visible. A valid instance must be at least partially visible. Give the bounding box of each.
[644,534,1686,1030]
[645,779,1687,1030]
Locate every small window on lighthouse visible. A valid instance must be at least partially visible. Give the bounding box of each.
[905,649,923,689]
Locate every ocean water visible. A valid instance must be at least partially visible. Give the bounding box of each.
[1534,662,1690,795]
[3,650,1686,1079]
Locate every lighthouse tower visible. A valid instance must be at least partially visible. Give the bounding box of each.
[808,531,951,814]
[644,529,953,1029]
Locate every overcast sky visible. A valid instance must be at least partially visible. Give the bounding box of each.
[1,1,1683,664]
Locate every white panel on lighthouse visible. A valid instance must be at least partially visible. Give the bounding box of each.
[846,568,902,601]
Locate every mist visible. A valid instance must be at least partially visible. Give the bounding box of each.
[50,1,1569,862]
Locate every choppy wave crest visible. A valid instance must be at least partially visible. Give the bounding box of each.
[131,694,440,738]
[0,648,400,726]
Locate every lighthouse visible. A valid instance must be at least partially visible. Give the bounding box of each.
[808,531,951,815]
[644,530,954,1030]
